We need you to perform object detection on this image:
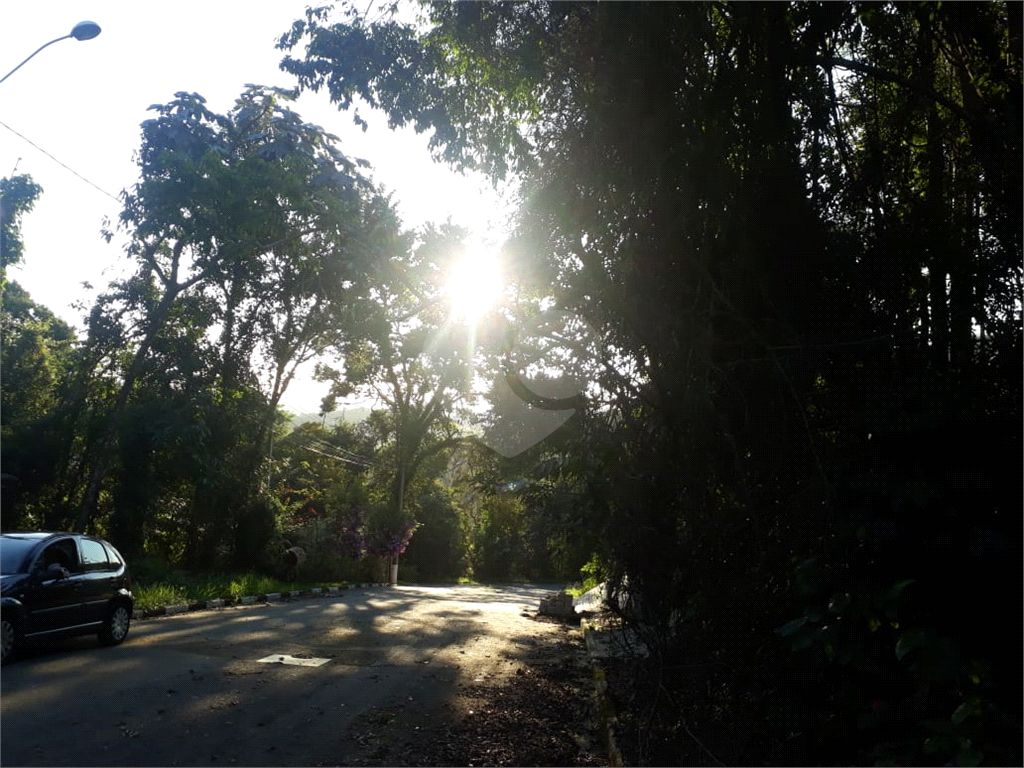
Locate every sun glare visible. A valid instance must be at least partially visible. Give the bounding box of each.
[447,252,502,321]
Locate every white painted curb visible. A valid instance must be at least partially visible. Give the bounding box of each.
[165,603,189,615]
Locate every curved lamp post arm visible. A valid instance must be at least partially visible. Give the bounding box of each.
[0,35,72,84]
[0,22,101,85]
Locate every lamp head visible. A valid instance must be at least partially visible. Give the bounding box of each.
[70,21,101,41]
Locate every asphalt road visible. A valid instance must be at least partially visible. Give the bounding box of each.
[0,584,574,767]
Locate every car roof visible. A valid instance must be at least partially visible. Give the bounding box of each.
[1,531,78,541]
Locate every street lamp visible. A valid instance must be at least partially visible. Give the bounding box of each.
[0,21,102,85]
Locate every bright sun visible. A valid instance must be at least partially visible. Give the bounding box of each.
[447,252,503,321]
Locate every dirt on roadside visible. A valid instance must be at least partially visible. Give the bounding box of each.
[337,609,607,767]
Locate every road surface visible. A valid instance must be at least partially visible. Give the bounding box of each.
[1,584,601,766]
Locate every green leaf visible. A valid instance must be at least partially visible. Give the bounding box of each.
[955,746,983,766]
[828,592,851,615]
[951,699,981,725]
[886,579,916,602]
[776,617,808,636]
[895,630,928,660]
[923,718,960,736]
[792,635,814,651]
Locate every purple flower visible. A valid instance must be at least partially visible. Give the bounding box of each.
[365,521,418,559]
[333,508,366,560]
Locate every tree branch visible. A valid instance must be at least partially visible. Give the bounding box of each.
[807,55,972,123]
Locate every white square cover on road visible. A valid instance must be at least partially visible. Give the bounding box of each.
[256,653,331,667]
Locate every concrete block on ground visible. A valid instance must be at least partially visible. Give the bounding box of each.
[539,590,577,618]
[573,584,606,613]
[580,619,649,659]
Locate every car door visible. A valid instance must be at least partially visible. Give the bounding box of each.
[23,538,84,636]
[77,537,114,625]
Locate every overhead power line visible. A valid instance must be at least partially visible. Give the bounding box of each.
[286,433,377,468]
[0,118,120,203]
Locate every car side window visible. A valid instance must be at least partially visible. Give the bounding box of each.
[80,538,110,572]
[102,542,123,567]
[36,539,80,572]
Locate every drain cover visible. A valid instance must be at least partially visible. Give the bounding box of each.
[256,654,331,667]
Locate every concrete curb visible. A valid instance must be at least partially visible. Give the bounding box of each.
[132,583,371,622]
[581,619,625,768]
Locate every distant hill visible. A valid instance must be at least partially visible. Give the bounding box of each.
[286,406,373,430]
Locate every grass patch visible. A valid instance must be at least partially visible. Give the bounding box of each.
[564,582,586,598]
[134,583,189,611]
[133,571,349,612]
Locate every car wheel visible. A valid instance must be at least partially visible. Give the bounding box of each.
[98,603,131,646]
[1,615,18,665]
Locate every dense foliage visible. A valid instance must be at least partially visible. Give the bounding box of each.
[1,3,1019,764]
[277,2,1022,763]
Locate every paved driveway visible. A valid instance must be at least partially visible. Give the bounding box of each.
[1,584,580,766]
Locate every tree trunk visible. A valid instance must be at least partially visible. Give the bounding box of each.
[923,25,949,373]
[75,285,181,531]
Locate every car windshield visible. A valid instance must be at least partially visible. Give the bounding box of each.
[0,537,38,574]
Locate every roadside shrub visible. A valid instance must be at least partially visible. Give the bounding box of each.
[397,563,420,583]
[134,582,188,611]
[402,484,465,581]
[130,555,175,583]
[228,573,278,599]
[233,496,277,571]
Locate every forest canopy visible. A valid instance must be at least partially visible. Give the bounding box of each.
[2,3,1020,764]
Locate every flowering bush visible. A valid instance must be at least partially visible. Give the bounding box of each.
[334,507,366,561]
[365,520,419,560]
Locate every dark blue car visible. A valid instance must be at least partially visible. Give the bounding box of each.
[1,532,134,665]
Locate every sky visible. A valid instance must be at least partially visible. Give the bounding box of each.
[0,1,513,413]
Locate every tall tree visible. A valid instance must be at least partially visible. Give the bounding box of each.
[75,86,402,538]
[280,3,1021,762]
[0,280,77,528]
[317,222,481,577]
[0,173,43,284]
